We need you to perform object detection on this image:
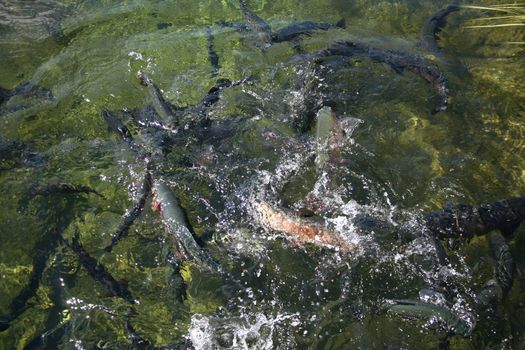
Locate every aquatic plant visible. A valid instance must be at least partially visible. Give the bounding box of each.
[462,3,525,44]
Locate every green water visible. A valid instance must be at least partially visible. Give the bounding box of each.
[1,0,524,349]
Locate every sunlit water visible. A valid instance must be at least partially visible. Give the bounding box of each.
[1,0,524,349]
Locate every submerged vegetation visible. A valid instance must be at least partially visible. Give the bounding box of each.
[462,3,525,43]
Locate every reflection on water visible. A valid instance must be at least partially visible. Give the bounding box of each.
[0,0,524,349]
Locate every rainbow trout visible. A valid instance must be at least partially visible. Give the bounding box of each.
[152,181,221,272]
[385,299,473,336]
[320,40,449,114]
[420,4,460,57]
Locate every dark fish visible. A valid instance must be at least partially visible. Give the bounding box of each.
[22,262,68,350]
[27,183,102,198]
[0,87,10,106]
[272,19,346,43]
[67,235,136,304]
[488,231,515,296]
[0,137,47,169]
[319,40,449,114]
[102,109,133,143]
[137,72,249,132]
[104,172,152,252]
[420,4,460,57]
[0,81,53,110]
[206,26,220,77]
[101,111,219,272]
[215,20,250,33]
[157,22,172,30]
[474,232,514,317]
[237,0,345,50]
[0,230,61,332]
[194,77,249,111]
[425,196,525,240]
[238,0,273,48]
[23,321,70,350]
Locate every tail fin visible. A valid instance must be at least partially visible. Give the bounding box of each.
[0,317,10,331]
[0,87,11,106]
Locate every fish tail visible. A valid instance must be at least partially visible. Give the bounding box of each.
[0,87,11,105]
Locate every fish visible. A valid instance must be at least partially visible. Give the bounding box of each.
[21,262,69,350]
[137,71,250,131]
[0,81,53,111]
[238,0,273,48]
[137,72,180,125]
[101,110,220,272]
[425,196,525,240]
[206,26,220,76]
[473,231,514,310]
[104,172,152,252]
[0,229,61,332]
[0,137,47,169]
[252,198,353,251]
[0,87,10,106]
[152,181,221,272]
[2,180,106,332]
[319,40,449,114]
[66,234,136,304]
[488,231,515,296]
[237,0,344,49]
[218,17,344,46]
[26,183,102,198]
[272,19,346,43]
[420,4,460,58]
[102,109,134,144]
[384,299,473,336]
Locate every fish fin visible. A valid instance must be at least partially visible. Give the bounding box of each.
[431,102,448,114]
[0,317,10,331]
[388,62,404,75]
[336,18,346,29]
[0,87,10,105]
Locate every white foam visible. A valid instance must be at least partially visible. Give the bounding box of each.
[189,312,300,350]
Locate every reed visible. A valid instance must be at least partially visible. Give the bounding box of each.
[460,3,525,44]
[461,3,525,29]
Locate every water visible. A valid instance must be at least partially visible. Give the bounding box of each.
[1,0,524,349]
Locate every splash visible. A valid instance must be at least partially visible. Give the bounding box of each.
[188,311,300,350]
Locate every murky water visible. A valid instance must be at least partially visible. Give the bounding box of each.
[1,0,524,349]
